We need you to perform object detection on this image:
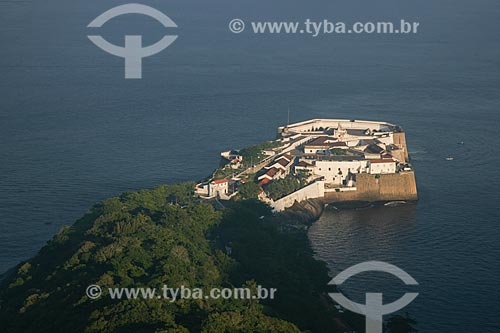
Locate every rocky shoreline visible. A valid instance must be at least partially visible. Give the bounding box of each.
[277,198,325,226]
[278,198,393,226]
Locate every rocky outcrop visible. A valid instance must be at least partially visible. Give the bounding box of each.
[278,198,325,225]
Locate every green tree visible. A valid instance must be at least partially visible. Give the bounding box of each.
[237,182,261,200]
[240,141,282,167]
[265,175,307,200]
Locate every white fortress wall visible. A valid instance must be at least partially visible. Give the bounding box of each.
[280,136,312,154]
[271,180,325,212]
[279,119,395,134]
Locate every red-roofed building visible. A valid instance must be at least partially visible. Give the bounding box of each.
[196,178,229,197]
[210,178,229,196]
[265,154,295,175]
[258,167,281,181]
[294,160,314,173]
[304,136,348,154]
[369,159,396,174]
[257,178,272,187]
[212,179,228,185]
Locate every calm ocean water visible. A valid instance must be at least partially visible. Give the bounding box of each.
[1,0,499,331]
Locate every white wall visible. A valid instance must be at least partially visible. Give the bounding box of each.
[305,148,329,154]
[279,119,395,134]
[314,160,368,183]
[209,182,228,196]
[271,181,325,212]
[369,162,396,174]
[281,136,312,154]
[196,184,209,195]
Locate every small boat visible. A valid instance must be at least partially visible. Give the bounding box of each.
[458,141,464,145]
[384,201,406,207]
[445,157,454,161]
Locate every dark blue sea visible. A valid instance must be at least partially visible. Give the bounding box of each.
[1,0,499,331]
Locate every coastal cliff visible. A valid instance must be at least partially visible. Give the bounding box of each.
[278,198,325,225]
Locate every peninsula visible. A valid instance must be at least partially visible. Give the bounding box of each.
[0,118,417,333]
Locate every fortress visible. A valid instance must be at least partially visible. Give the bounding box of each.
[269,119,418,210]
[198,118,418,212]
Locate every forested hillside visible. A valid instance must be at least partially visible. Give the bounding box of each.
[0,183,339,333]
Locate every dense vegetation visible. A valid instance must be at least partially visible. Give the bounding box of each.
[0,183,341,333]
[240,141,282,167]
[213,164,241,180]
[265,175,308,201]
[235,182,261,200]
[329,148,347,156]
[213,140,282,180]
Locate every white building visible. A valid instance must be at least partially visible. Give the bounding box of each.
[368,159,396,174]
[314,159,369,185]
[294,161,314,173]
[196,179,229,197]
[263,154,294,176]
[258,167,281,181]
[220,150,243,162]
[303,136,348,154]
[210,179,229,196]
